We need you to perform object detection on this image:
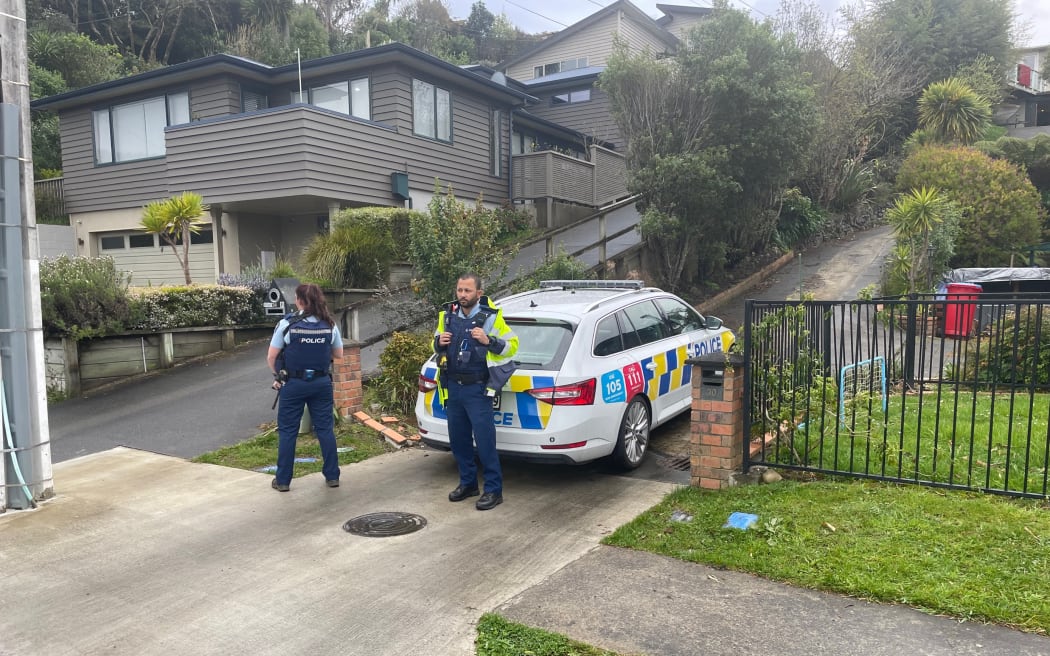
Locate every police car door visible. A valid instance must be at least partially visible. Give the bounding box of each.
[653,296,714,420]
[619,300,680,425]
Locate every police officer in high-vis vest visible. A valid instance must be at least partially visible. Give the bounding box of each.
[266,283,344,492]
[434,273,518,510]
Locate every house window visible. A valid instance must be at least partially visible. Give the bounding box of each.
[292,78,370,120]
[552,88,591,105]
[129,234,156,248]
[491,109,502,176]
[99,235,125,250]
[92,92,189,164]
[413,79,452,142]
[533,57,587,79]
[242,89,269,112]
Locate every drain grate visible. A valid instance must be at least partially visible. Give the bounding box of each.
[343,512,427,537]
[659,454,691,471]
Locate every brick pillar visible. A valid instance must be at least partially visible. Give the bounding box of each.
[332,341,363,418]
[689,352,746,489]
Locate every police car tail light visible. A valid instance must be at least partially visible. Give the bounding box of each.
[528,378,596,405]
[418,375,438,392]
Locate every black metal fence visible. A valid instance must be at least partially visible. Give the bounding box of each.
[743,296,1050,499]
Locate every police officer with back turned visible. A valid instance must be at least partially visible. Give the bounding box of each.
[267,283,344,492]
[434,273,519,510]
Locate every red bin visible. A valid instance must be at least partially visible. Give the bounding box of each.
[944,282,982,338]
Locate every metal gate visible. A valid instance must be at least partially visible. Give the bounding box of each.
[743,296,1050,499]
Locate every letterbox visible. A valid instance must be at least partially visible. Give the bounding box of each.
[265,278,300,317]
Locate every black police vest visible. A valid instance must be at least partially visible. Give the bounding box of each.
[445,310,488,379]
[282,317,333,373]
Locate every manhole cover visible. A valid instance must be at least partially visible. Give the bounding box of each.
[343,512,427,537]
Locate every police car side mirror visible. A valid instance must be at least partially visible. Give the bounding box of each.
[704,316,723,330]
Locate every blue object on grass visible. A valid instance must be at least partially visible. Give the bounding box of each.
[294,457,318,463]
[724,512,759,530]
[255,465,278,473]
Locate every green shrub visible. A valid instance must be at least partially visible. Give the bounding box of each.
[128,285,256,331]
[373,331,434,416]
[774,188,825,249]
[302,221,397,289]
[333,206,422,261]
[40,255,133,339]
[953,308,1050,385]
[492,202,534,243]
[408,187,512,308]
[896,145,1044,267]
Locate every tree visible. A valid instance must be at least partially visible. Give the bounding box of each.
[897,146,1044,267]
[407,187,509,309]
[847,0,1015,152]
[140,192,210,284]
[599,3,816,289]
[885,186,951,293]
[916,78,991,145]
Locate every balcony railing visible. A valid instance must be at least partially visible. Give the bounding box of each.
[511,145,628,207]
[33,177,67,224]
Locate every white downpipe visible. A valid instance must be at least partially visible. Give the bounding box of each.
[0,356,36,509]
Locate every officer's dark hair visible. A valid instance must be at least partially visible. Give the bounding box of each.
[295,283,336,326]
[458,272,482,290]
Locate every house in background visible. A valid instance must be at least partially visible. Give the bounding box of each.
[999,44,1050,138]
[32,1,708,286]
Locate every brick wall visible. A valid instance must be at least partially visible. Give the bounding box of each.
[689,353,745,489]
[332,341,363,418]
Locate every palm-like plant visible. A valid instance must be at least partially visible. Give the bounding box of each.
[141,192,209,285]
[918,78,992,145]
[885,186,950,293]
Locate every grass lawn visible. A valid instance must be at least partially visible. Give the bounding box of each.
[783,390,1050,496]
[475,614,623,656]
[603,479,1050,634]
[191,419,393,474]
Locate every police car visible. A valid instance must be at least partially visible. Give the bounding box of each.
[415,280,734,469]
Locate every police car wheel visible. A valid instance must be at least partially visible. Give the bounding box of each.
[611,397,650,470]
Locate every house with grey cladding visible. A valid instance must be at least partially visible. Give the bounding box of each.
[32,1,710,286]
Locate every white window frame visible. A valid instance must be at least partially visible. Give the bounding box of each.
[292,77,370,120]
[413,78,452,142]
[92,92,189,164]
[552,88,592,105]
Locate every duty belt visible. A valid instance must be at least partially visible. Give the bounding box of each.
[288,369,328,379]
[450,372,487,385]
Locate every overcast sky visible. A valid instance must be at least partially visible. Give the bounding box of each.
[446,0,1050,49]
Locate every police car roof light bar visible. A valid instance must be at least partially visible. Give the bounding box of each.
[539,280,645,290]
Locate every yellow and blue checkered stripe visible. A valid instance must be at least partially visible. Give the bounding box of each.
[422,367,556,430]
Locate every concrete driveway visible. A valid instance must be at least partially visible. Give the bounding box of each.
[0,446,674,655]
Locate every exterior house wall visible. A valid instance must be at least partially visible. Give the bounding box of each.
[527,85,622,148]
[58,107,169,214]
[36,225,76,259]
[506,10,669,80]
[192,75,243,118]
[660,14,708,41]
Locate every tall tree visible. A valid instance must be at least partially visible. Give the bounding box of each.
[848,0,1015,152]
[599,2,816,289]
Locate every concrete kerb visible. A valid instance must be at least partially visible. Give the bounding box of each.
[696,250,797,317]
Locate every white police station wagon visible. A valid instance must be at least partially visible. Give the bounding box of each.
[415,280,734,469]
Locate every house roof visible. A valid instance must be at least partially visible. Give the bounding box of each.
[522,66,605,89]
[498,0,678,72]
[33,43,535,112]
[654,3,713,27]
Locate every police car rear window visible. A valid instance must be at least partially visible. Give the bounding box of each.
[506,319,573,370]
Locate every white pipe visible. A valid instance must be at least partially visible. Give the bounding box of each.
[0,356,36,509]
[141,336,147,373]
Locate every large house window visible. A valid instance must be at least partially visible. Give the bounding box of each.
[242,89,269,112]
[533,57,587,79]
[551,88,592,105]
[292,78,370,120]
[413,79,452,142]
[92,92,189,164]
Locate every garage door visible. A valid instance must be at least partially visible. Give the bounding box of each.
[98,228,216,286]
